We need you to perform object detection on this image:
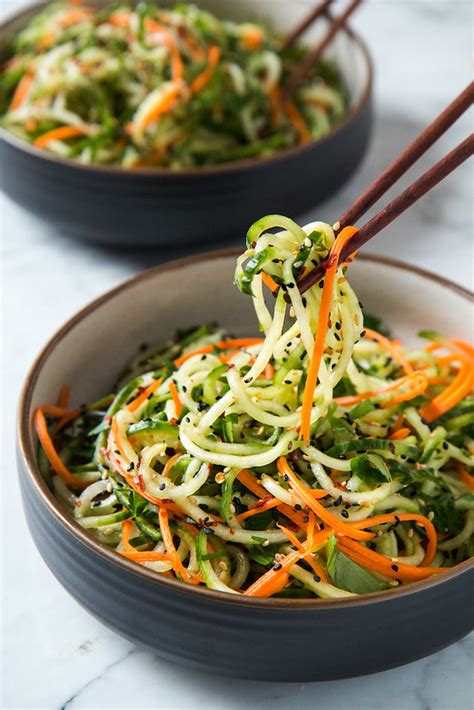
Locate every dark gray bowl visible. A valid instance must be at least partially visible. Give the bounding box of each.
[17,250,473,682]
[0,0,373,248]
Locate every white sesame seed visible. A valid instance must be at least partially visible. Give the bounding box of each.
[303,237,312,248]
[333,221,341,231]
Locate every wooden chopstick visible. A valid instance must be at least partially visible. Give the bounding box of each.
[297,135,473,294]
[282,0,333,51]
[338,82,474,230]
[283,0,363,100]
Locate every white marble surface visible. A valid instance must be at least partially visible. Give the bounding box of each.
[1,1,473,708]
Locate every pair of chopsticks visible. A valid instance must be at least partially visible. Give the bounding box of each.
[296,82,473,294]
[282,0,363,100]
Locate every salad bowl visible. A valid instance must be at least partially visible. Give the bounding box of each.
[17,250,473,681]
[0,0,373,247]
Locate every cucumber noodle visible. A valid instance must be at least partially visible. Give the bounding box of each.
[36,215,474,598]
[1,2,347,168]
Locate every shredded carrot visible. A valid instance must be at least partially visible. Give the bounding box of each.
[121,519,135,552]
[351,513,438,566]
[337,536,446,582]
[236,497,280,522]
[334,371,428,408]
[34,125,86,148]
[237,469,315,529]
[263,363,274,380]
[268,85,282,126]
[57,385,71,408]
[34,409,89,489]
[455,461,474,490]
[37,32,55,50]
[162,452,182,478]
[245,529,330,596]
[389,427,411,440]
[242,26,264,51]
[261,272,279,292]
[120,550,171,563]
[158,508,195,583]
[364,328,413,375]
[127,378,163,413]
[141,84,181,130]
[277,457,373,541]
[191,45,220,94]
[145,20,184,82]
[284,100,310,143]
[279,521,329,583]
[108,11,132,27]
[58,8,92,27]
[9,73,34,111]
[301,226,359,443]
[169,381,183,418]
[420,359,474,422]
[173,338,264,367]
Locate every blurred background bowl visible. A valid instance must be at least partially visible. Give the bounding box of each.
[17,251,473,681]
[0,0,373,248]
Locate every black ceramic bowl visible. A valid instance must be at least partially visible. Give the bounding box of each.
[17,250,473,682]
[1,0,373,248]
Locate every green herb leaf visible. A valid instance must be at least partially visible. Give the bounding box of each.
[327,534,390,593]
[350,453,391,483]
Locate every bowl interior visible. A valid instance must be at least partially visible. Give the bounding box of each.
[25,253,471,413]
[1,0,370,117]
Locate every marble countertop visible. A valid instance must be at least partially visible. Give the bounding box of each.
[1,1,472,708]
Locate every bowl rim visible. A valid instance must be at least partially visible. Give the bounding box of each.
[17,250,474,610]
[0,0,373,179]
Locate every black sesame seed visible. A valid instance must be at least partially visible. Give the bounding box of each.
[391,564,399,572]
[295,504,302,511]
[341,509,349,519]
[312,574,321,583]
[114,449,120,455]
[333,496,342,507]
[273,563,282,571]
[127,462,135,472]
[159,483,166,491]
